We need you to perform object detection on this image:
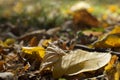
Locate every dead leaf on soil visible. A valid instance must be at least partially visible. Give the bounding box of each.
[53,49,111,78]
[92,26,120,48]
[40,43,111,78]
[73,9,99,30]
[22,46,45,59]
[104,55,120,80]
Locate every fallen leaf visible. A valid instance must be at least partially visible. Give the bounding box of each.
[93,33,120,48]
[22,46,45,59]
[42,39,52,47]
[40,43,111,78]
[4,38,15,46]
[105,55,118,71]
[0,72,14,80]
[70,2,90,12]
[110,26,120,34]
[29,37,38,46]
[73,9,99,29]
[108,5,118,13]
[13,1,23,14]
[104,55,120,80]
[53,49,111,78]
[0,61,5,71]
[40,43,66,71]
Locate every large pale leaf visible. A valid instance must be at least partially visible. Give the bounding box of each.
[53,49,111,78]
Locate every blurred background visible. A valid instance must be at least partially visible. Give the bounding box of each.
[0,0,120,38]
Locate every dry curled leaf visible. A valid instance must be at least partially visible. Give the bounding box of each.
[40,43,66,71]
[53,49,111,78]
[40,43,111,78]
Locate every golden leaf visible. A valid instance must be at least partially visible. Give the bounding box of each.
[4,38,15,46]
[105,55,118,71]
[110,26,120,34]
[92,33,120,48]
[13,1,23,14]
[108,5,118,13]
[42,39,52,47]
[104,55,120,80]
[87,7,94,13]
[22,47,45,59]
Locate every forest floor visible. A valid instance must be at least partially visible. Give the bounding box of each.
[0,1,120,80]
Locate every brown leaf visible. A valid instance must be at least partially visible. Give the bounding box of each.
[73,9,99,30]
[0,61,5,71]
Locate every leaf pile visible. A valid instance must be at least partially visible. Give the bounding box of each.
[0,1,120,80]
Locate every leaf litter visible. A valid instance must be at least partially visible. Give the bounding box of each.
[0,1,120,80]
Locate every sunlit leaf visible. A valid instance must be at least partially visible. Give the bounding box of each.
[13,1,24,14]
[115,71,119,80]
[70,2,90,12]
[0,40,8,47]
[87,7,94,13]
[22,46,45,59]
[4,38,15,46]
[53,49,111,78]
[105,55,118,71]
[42,39,52,47]
[93,26,120,48]
[40,43,111,78]
[104,55,120,80]
[40,43,66,71]
[93,33,120,48]
[110,26,120,34]
[108,5,118,13]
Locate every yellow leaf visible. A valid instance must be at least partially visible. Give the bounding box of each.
[13,1,23,14]
[108,5,118,13]
[110,26,120,34]
[102,14,108,20]
[87,7,94,13]
[22,47,45,59]
[42,39,52,47]
[4,38,15,46]
[105,34,120,47]
[105,55,118,71]
[104,55,120,80]
[0,40,8,47]
[115,71,119,80]
[93,33,120,48]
